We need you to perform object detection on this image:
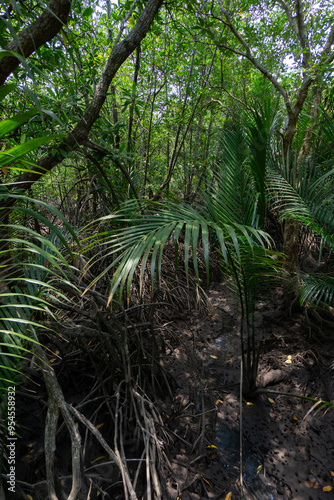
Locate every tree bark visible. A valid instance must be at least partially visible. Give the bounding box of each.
[215,0,334,286]
[0,0,72,85]
[6,0,163,194]
[127,45,141,153]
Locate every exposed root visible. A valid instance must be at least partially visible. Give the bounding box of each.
[66,401,138,500]
[34,344,86,500]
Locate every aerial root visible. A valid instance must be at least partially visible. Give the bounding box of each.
[34,344,86,500]
[304,308,333,340]
[66,402,138,500]
[33,343,169,500]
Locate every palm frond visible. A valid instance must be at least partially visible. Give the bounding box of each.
[209,127,251,225]
[0,195,80,451]
[299,273,334,308]
[85,187,273,308]
[247,103,281,227]
[267,150,334,249]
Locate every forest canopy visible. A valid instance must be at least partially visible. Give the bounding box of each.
[0,0,332,203]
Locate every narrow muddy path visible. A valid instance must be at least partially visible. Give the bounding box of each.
[161,281,334,499]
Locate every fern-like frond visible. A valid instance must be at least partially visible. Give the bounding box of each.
[267,150,334,250]
[84,198,272,306]
[299,273,334,308]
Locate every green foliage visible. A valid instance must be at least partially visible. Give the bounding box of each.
[267,108,334,309]
[86,114,283,394]
[0,99,80,481]
[0,194,81,476]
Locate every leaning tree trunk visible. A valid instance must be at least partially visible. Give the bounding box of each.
[4,0,164,195]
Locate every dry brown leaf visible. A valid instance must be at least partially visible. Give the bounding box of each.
[307,481,319,489]
[202,477,211,487]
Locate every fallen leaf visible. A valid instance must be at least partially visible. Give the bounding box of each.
[257,464,263,474]
[206,445,218,449]
[323,486,332,492]
[225,493,232,500]
[26,496,33,500]
[49,358,57,363]
[293,416,298,421]
[307,481,319,489]
[202,477,211,487]
[1,166,8,177]
[268,397,275,404]
[215,399,223,405]
[91,456,106,464]
[331,471,334,477]
[96,423,104,430]
[210,355,218,359]
[246,401,255,406]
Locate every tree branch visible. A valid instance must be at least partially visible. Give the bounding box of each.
[276,0,298,37]
[0,0,71,85]
[7,0,163,193]
[295,0,312,68]
[321,26,334,64]
[216,1,292,112]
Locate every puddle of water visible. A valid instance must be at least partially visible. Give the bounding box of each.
[215,425,275,500]
[211,329,275,498]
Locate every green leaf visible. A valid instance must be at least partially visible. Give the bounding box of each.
[41,108,65,126]
[0,83,16,101]
[0,110,38,139]
[0,134,65,166]
[83,7,94,17]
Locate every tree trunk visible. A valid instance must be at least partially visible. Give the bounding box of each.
[282,81,324,284]
[0,0,72,85]
[5,0,163,195]
[127,45,141,154]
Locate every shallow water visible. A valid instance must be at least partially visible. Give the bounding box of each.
[216,421,275,498]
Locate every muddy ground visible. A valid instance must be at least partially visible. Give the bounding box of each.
[7,280,334,500]
[161,282,334,499]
